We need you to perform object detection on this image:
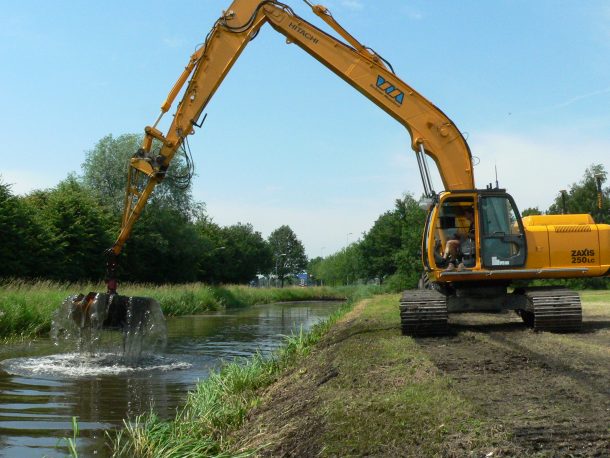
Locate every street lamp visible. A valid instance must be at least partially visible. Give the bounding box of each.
[346,232,353,246]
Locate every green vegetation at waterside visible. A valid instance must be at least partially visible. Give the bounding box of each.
[0,280,354,338]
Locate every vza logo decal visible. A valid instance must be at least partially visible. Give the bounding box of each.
[375,75,404,105]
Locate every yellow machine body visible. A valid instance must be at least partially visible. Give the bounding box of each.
[423,191,610,284]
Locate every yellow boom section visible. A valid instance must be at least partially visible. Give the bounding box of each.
[111,0,474,256]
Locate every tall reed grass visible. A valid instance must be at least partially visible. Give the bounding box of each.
[0,279,350,338]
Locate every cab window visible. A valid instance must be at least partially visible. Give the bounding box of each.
[479,196,526,268]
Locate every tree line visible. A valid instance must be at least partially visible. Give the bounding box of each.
[0,134,307,284]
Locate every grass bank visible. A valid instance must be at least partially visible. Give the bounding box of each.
[0,280,353,338]
[228,294,505,456]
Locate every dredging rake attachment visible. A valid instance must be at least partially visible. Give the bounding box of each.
[68,253,159,333]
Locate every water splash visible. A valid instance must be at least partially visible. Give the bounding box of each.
[1,353,191,378]
[51,293,167,364]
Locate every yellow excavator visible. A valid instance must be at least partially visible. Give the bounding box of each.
[71,0,610,335]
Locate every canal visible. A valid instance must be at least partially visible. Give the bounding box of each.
[0,300,343,457]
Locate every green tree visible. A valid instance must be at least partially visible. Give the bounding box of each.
[359,210,402,282]
[268,225,307,287]
[0,180,58,278]
[31,176,115,281]
[217,223,273,284]
[393,194,427,289]
[120,203,203,283]
[307,256,323,285]
[193,217,227,283]
[548,164,609,223]
[521,207,542,216]
[81,133,195,216]
[312,193,425,289]
[311,244,363,286]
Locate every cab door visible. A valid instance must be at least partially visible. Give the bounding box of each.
[479,194,527,268]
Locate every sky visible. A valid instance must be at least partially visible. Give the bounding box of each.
[2,0,610,258]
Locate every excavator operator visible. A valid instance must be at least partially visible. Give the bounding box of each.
[443,206,475,271]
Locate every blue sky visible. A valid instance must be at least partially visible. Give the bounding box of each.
[2,0,610,257]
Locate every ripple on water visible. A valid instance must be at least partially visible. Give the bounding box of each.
[1,353,192,378]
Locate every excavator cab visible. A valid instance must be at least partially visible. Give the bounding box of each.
[423,190,527,278]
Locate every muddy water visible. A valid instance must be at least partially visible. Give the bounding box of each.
[0,301,342,457]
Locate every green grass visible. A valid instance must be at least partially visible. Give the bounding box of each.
[0,280,354,338]
[580,290,610,303]
[109,286,375,458]
[317,295,503,456]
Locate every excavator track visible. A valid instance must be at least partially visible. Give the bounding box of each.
[522,288,582,332]
[399,290,448,336]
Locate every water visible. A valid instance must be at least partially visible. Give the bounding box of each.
[0,301,342,457]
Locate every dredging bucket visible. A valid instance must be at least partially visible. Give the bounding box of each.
[57,292,165,352]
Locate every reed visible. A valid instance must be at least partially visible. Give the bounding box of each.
[0,279,351,338]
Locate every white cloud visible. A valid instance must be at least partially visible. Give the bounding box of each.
[402,7,423,21]
[162,35,186,49]
[550,87,610,110]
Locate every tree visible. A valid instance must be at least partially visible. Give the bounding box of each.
[548,164,609,223]
[268,225,307,287]
[120,202,204,283]
[357,194,425,286]
[193,217,227,283]
[31,176,115,281]
[311,193,426,289]
[393,194,427,289]
[521,207,542,216]
[310,244,363,286]
[217,223,272,284]
[81,133,195,217]
[359,210,402,281]
[0,179,59,278]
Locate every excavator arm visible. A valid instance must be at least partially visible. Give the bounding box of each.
[107,0,474,291]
